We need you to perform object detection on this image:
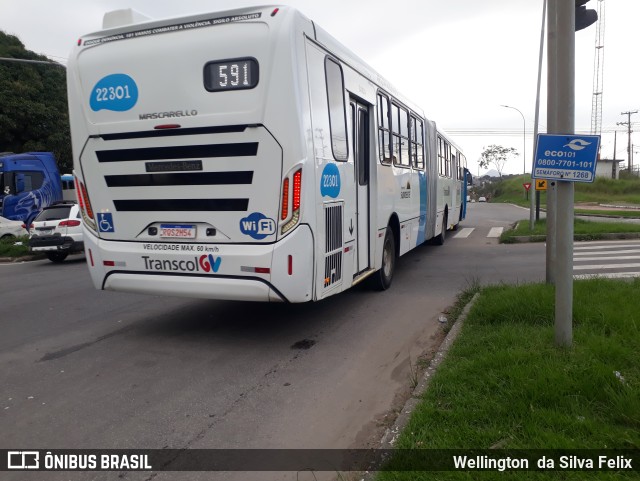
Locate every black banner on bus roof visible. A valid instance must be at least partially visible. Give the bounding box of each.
[83,12,262,47]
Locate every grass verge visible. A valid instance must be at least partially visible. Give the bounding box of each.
[500,218,640,243]
[575,209,640,219]
[376,279,640,480]
[0,235,30,258]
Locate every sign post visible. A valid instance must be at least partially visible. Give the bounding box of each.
[523,182,532,201]
[533,124,600,348]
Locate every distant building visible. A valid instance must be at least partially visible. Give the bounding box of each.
[596,158,623,179]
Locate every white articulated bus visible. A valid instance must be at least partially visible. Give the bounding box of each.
[67,5,470,303]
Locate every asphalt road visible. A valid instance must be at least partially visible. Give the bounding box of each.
[0,203,547,480]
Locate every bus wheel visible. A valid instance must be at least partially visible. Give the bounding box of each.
[434,215,447,246]
[372,227,396,291]
[47,252,68,263]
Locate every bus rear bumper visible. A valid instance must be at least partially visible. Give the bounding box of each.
[83,224,314,303]
[103,272,282,302]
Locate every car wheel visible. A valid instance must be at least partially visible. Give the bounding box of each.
[372,227,396,291]
[47,252,68,263]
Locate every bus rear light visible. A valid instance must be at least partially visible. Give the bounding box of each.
[79,181,94,219]
[88,249,94,267]
[103,260,126,267]
[288,255,293,275]
[154,124,181,130]
[74,176,85,211]
[292,169,302,211]
[280,177,290,220]
[241,266,271,274]
[281,168,302,234]
[271,8,279,16]
[76,178,97,231]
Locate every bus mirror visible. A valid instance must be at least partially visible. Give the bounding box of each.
[466,172,473,186]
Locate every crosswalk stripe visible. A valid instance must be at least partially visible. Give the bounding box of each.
[574,243,640,250]
[574,240,640,246]
[574,255,640,261]
[487,227,503,238]
[574,262,640,270]
[575,249,640,256]
[453,228,474,238]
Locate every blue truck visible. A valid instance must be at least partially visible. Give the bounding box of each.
[0,152,63,226]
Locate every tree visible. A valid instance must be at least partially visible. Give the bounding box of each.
[0,31,72,172]
[479,145,519,179]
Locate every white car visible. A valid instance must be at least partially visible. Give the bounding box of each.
[28,202,84,262]
[0,216,27,239]
[478,196,487,202]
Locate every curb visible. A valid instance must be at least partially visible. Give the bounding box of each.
[0,254,46,263]
[508,232,640,243]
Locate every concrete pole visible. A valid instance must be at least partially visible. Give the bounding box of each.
[546,0,557,285]
[553,0,575,348]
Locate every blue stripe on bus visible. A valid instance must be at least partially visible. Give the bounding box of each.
[417,170,427,245]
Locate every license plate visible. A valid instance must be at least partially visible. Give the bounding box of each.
[160,224,196,238]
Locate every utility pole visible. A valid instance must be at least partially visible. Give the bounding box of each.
[617,110,637,171]
[552,0,576,348]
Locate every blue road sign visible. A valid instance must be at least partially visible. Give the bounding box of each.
[532,134,600,183]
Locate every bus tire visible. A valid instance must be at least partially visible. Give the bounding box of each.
[434,215,447,246]
[372,227,395,291]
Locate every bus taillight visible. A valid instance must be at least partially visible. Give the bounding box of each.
[76,178,97,231]
[281,177,290,221]
[282,169,302,235]
[75,176,85,211]
[292,170,302,211]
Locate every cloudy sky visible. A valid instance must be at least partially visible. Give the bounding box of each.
[1,0,638,175]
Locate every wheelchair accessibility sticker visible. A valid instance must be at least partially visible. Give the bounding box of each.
[98,213,115,233]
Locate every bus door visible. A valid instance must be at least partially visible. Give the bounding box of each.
[350,99,370,274]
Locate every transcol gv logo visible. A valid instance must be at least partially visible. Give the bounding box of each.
[199,254,222,273]
[141,255,221,273]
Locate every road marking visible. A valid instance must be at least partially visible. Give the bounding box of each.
[453,228,474,238]
[573,262,640,270]
[487,227,503,238]
[574,271,640,280]
[574,243,640,250]
[574,240,640,246]
[575,249,640,256]
[574,255,640,261]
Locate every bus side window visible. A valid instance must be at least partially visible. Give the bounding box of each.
[377,93,392,165]
[325,57,349,161]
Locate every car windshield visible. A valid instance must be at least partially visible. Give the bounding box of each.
[34,206,72,221]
